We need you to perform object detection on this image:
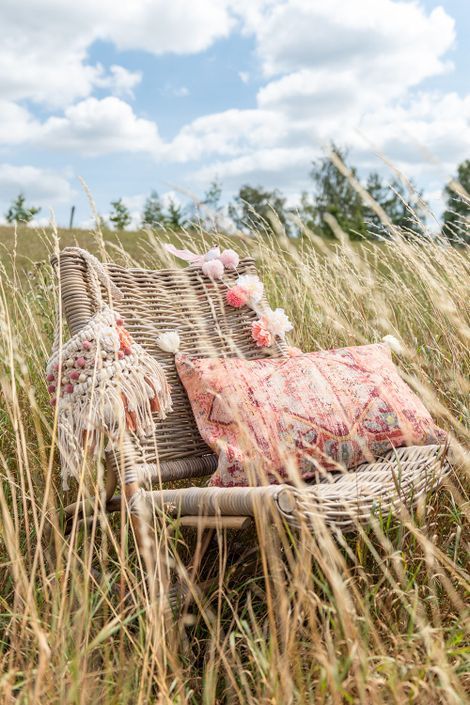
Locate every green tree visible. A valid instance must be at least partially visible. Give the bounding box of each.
[442,159,470,243]
[201,179,223,230]
[302,146,366,240]
[165,198,185,230]
[203,179,222,211]
[109,198,131,231]
[228,184,289,235]
[5,193,41,224]
[365,172,427,236]
[142,190,164,228]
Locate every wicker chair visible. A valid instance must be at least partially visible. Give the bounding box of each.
[51,247,450,545]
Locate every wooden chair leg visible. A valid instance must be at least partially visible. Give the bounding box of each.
[124,480,173,604]
[62,464,117,533]
[188,528,215,582]
[45,464,117,573]
[124,481,148,555]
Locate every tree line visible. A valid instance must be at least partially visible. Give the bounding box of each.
[5,149,469,243]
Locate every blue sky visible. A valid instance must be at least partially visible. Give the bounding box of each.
[0,0,468,228]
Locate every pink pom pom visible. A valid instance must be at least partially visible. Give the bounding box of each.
[219,249,239,270]
[118,350,125,359]
[203,247,221,262]
[69,370,80,380]
[50,397,56,407]
[251,319,273,348]
[82,340,92,350]
[201,259,224,280]
[46,373,55,382]
[116,318,124,326]
[123,346,132,356]
[226,286,249,308]
[47,384,56,394]
[64,384,74,394]
[53,363,59,371]
[75,357,86,368]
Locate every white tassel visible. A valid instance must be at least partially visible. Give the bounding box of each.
[382,335,403,354]
[156,330,181,353]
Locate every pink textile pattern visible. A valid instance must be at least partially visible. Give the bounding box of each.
[176,344,446,488]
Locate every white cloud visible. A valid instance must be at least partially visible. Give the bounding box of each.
[173,0,464,195]
[249,0,458,146]
[0,0,233,107]
[192,147,313,192]
[0,96,163,156]
[351,92,470,171]
[0,164,74,205]
[106,1,233,54]
[161,191,183,209]
[185,88,470,196]
[247,0,455,84]
[0,101,40,145]
[173,86,190,97]
[0,0,465,218]
[96,65,142,98]
[165,108,286,161]
[36,97,162,156]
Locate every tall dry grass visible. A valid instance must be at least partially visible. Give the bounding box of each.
[0,217,469,704]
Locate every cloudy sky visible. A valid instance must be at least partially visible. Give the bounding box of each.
[0,0,468,227]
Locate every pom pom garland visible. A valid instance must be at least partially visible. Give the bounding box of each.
[201,259,225,280]
[226,286,249,308]
[219,249,240,269]
[165,241,295,351]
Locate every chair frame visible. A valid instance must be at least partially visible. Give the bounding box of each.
[51,247,451,565]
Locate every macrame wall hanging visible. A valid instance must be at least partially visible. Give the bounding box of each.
[47,248,172,489]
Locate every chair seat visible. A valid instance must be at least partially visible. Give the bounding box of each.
[130,444,450,532]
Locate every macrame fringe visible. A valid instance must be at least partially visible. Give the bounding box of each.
[47,305,172,489]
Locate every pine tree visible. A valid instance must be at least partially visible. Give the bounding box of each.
[201,179,223,230]
[142,191,164,228]
[303,146,366,240]
[365,172,427,237]
[165,198,185,230]
[5,193,41,224]
[442,159,470,244]
[228,184,289,235]
[109,199,131,231]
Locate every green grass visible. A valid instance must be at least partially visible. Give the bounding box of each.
[0,221,469,704]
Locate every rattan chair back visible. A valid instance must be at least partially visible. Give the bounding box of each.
[53,247,287,483]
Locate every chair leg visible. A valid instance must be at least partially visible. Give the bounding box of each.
[188,528,215,581]
[165,527,215,612]
[124,479,172,604]
[44,464,117,573]
[62,464,117,533]
[124,481,148,555]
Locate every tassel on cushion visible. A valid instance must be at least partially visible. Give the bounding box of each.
[47,305,172,489]
[382,335,403,354]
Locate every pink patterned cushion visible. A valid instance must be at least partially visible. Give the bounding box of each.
[176,344,446,487]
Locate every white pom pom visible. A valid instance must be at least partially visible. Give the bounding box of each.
[156,331,181,353]
[382,335,403,354]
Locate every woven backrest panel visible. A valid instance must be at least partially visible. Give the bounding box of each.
[53,248,287,476]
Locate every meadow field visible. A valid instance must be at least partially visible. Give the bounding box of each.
[0,222,468,704]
